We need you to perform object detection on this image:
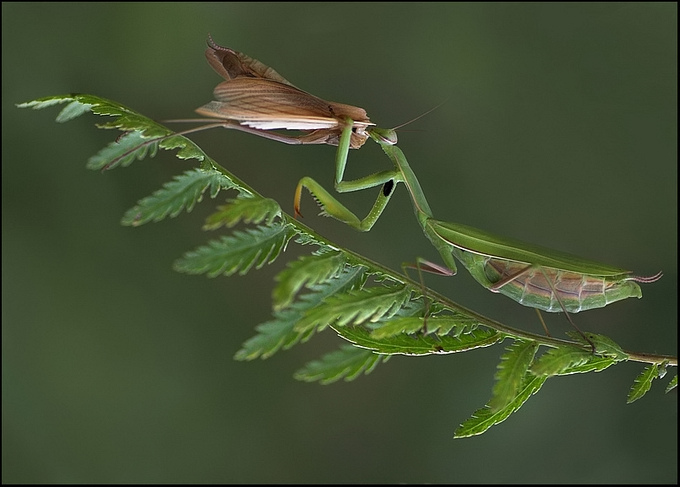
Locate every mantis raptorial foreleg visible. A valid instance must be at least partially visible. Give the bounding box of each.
[294,121,405,231]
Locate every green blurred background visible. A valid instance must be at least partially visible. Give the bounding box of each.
[3,2,676,483]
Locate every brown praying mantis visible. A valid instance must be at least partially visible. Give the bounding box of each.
[158,37,663,330]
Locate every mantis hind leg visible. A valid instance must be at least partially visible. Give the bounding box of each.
[401,257,458,335]
[534,309,551,337]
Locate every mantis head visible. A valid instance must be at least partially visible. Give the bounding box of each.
[368,127,398,146]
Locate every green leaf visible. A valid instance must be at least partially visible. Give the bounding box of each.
[335,326,502,356]
[20,95,209,170]
[530,345,593,377]
[370,313,479,339]
[368,316,428,338]
[174,223,299,277]
[489,340,539,412]
[294,345,389,384]
[18,95,110,124]
[18,95,78,112]
[87,131,160,170]
[121,168,237,226]
[294,285,412,334]
[531,337,626,378]
[20,94,170,138]
[627,364,659,404]
[157,134,210,162]
[454,373,548,438]
[558,356,618,375]
[567,331,628,360]
[666,375,678,393]
[272,252,348,311]
[589,334,628,360]
[235,266,366,360]
[204,196,282,230]
[233,310,316,361]
[55,99,94,122]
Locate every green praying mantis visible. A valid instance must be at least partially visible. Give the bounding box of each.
[161,37,663,326]
[297,124,662,315]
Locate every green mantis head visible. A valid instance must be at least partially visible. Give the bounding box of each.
[368,127,398,146]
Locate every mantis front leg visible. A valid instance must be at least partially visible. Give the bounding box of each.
[294,121,403,231]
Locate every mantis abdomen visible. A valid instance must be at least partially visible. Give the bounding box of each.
[452,248,643,313]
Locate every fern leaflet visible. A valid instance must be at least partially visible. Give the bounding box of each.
[204,196,281,230]
[454,373,548,438]
[121,168,237,226]
[627,364,660,404]
[294,345,390,384]
[273,252,348,311]
[335,325,502,356]
[489,340,539,412]
[294,284,412,333]
[370,313,479,339]
[174,223,298,277]
[235,265,366,360]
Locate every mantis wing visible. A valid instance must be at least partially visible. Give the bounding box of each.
[197,78,371,133]
[205,36,298,86]
[429,220,661,313]
[430,220,632,277]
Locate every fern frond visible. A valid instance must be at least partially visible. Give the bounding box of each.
[24,94,167,139]
[233,309,316,361]
[558,356,618,375]
[489,340,539,412]
[235,266,367,360]
[87,131,158,170]
[272,252,348,311]
[530,333,626,376]
[568,332,628,360]
[204,196,281,230]
[121,168,237,226]
[19,95,208,170]
[174,223,298,277]
[454,373,548,438]
[531,334,628,377]
[627,364,660,404]
[530,346,592,377]
[294,284,412,334]
[335,325,502,356]
[18,96,89,118]
[370,313,479,339]
[294,345,389,384]
[368,316,429,337]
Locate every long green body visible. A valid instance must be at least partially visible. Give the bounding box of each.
[430,221,641,313]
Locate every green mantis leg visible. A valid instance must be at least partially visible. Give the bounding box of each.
[295,172,401,231]
[374,140,459,275]
[294,121,404,231]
